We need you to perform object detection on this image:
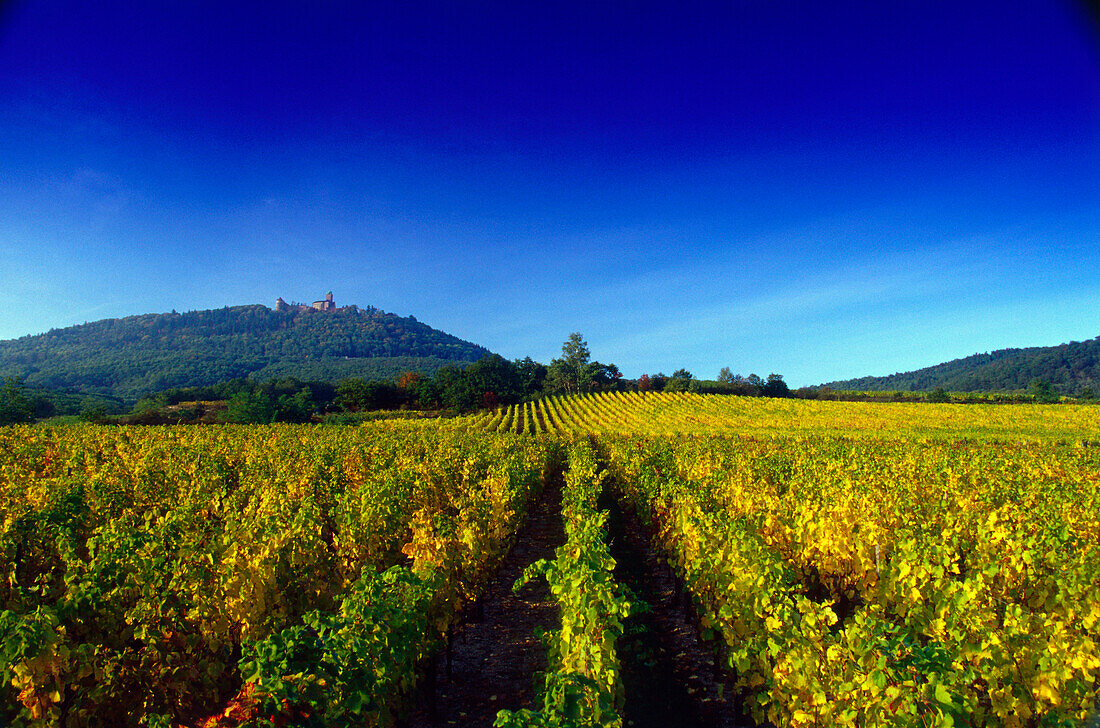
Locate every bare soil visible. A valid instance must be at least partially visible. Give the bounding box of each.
[406,472,765,727]
[407,475,566,727]
[602,493,761,728]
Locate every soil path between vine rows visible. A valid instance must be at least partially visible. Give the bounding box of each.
[407,472,566,727]
[603,493,761,728]
[408,470,763,727]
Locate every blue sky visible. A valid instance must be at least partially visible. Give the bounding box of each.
[1,1,1098,386]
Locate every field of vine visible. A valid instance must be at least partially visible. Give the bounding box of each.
[603,435,1100,727]
[464,391,1098,440]
[1,423,553,726]
[2,393,1099,727]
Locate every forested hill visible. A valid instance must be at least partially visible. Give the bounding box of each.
[0,304,491,401]
[825,336,1100,395]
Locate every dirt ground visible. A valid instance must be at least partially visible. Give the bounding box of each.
[406,477,764,727]
[407,476,567,727]
[604,494,762,728]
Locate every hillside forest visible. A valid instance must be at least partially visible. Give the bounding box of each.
[1,299,1097,425]
[827,336,1100,396]
[5,329,1095,426]
[0,304,489,400]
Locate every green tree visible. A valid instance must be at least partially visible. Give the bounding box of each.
[928,387,950,403]
[336,379,401,411]
[664,368,696,392]
[407,376,440,409]
[593,362,623,390]
[224,389,277,423]
[0,377,35,424]
[79,404,111,423]
[561,332,590,369]
[546,333,591,394]
[761,373,789,398]
[515,357,547,397]
[464,354,523,404]
[436,366,480,412]
[1028,378,1059,404]
[276,389,315,422]
[336,379,370,411]
[717,367,735,385]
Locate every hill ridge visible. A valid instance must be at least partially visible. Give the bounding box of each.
[824,336,1100,395]
[0,300,491,401]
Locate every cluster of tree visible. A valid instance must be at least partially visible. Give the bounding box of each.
[115,336,619,423]
[542,333,622,394]
[5,332,808,424]
[634,368,790,397]
[0,376,124,423]
[635,369,688,392]
[0,303,488,401]
[792,382,1092,404]
[825,336,1100,396]
[715,369,790,397]
[125,378,337,424]
[0,377,35,425]
[333,333,626,414]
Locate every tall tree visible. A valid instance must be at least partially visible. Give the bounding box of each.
[561,332,590,369]
[547,332,591,394]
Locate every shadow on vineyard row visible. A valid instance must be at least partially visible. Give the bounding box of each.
[404,468,765,728]
[600,489,760,728]
[407,467,567,726]
[405,460,761,727]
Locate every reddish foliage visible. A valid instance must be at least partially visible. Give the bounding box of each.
[195,683,314,728]
[196,683,259,728]
[397,371,424,390]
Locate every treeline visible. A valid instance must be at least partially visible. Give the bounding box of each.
[335,333,625,415]
[794,381,1095,404]
[8,326,1094,427]
[123,378,335,425]
[638,368,791,397]
[1,332,803,424]
[0,377,125,424]
[112,353,583,424]
[118,334,797,423]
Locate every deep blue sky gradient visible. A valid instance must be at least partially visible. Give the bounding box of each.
[2,1,1098,385]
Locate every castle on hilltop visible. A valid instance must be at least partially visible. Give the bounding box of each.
[275,291,340,313]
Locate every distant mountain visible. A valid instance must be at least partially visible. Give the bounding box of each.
[0,301,491,401]
[825,336,1100,395]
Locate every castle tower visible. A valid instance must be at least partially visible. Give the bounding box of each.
[311,292,336,311]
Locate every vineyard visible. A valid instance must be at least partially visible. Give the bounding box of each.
[463,391,1099,440]
[2,394,1099,727]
